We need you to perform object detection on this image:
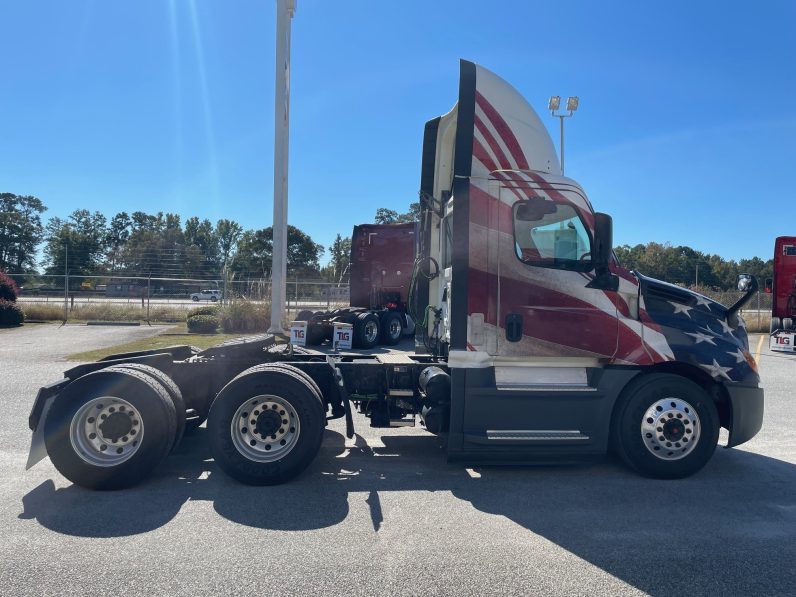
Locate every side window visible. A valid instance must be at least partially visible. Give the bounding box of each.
[513,198,592,270]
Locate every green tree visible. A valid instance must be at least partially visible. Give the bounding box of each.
[0,193,46,272]
[232,225,324,278]
[328,234,351,282]
[43,210,108,280]
[216,219,243,272]
[374,202,420,224]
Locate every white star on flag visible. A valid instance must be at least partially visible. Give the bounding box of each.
[668,301,693,318]
[685,330,716,345]
[730,348,747,364]
[736,316,747,329]
[717,319,734,334]
[701,359,733,381]
[694,294,712,308]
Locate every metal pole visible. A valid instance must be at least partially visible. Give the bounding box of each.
[146,275,151,325]
[63,243,68,324]
[268,0,296,335]
[559,115,565,175]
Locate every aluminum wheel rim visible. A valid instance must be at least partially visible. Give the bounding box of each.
[69,396,144,467]
[364,320,379,344]
[231,394,300,462]
[388,318,402,340]
[641,398,701,460]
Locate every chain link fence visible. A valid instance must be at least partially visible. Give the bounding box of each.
[7,273,773,329]
[8,273,350,323]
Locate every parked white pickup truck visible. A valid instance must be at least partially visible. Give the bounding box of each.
[190,289,221,302]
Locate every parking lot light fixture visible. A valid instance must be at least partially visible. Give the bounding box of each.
[549,94,580,175]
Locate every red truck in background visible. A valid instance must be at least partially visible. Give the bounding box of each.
[768,236,796,352]
[296,222,417,348]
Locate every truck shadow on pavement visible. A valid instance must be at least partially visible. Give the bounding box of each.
[21,428,796,595]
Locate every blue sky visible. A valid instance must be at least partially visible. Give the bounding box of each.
[1,1,794,263]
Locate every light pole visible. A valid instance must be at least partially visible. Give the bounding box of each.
[548,96,579,176]
[268,0,296,335]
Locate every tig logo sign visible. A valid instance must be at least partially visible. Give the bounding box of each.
[290,321,308,347]
[770,332,795,352]
[333,323,353,350]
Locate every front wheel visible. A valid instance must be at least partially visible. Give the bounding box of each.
[192,296,199,302]
[612,374,719,479]
[208,364,325,485]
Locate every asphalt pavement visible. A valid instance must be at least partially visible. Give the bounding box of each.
[1,324,795,596]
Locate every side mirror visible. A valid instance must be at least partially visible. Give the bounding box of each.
[737,273,752,292]
[593,212,613,271]
[586,212,619,292]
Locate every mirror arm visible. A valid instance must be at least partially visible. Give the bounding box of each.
[727,276,758,319]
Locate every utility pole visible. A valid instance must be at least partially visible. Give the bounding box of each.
[268,0,296,335]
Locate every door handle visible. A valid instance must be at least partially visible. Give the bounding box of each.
[505,313,522,342]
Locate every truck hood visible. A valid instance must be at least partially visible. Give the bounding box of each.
[636,272,759,384]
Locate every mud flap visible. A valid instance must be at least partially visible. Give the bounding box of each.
[26,395,55,470]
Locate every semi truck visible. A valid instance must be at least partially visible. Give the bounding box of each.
[26,60,763,489]
[296,222,417,348]
[768,236,796,352]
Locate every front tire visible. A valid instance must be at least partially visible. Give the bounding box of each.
[208,364,325,485]
[192,296,199,302]
[612,374,719,479]
[44,368,177,489]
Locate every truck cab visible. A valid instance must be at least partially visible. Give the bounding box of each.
[768,236,796,352]
[414,60,763,474]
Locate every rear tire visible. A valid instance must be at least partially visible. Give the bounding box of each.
[612,373,719,479]
[379,312,403,346]
[44,368,177,490]
[108,364,186,452]
[353,312,380,349]
[783,318,793,331]
[208,364,325,485]
[771,317,782,333]
[305,324,327,346]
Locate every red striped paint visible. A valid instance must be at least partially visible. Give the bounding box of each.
[475,91,529,170]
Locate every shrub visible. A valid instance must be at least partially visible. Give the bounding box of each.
[188,305,219,318]
[0,271,18,302]
[187,314,219,334]
[218,299,270,333]
[0,300,24,326]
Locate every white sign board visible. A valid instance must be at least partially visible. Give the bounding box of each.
[290,321,307,346]
[770,331,796,352]
[333,323,353,350]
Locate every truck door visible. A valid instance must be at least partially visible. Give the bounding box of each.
[496,183,619,360]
